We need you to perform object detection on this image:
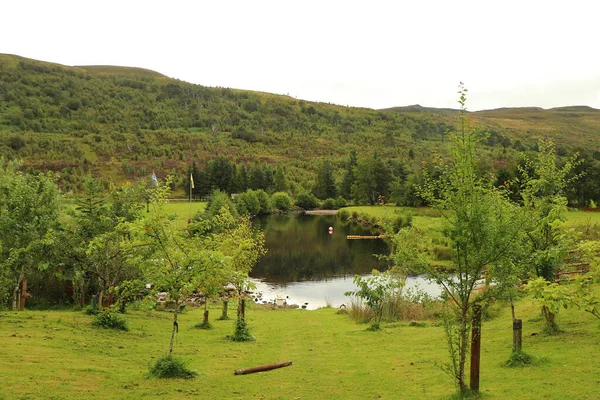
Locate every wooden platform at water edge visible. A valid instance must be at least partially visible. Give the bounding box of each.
[346,235,391,240]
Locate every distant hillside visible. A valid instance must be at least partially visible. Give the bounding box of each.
[1,54,599,203]
[384,103,600,150]
[380,105,460,115]
[75,65,167,78]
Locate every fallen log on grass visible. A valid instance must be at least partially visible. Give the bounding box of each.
[234,361,292,375]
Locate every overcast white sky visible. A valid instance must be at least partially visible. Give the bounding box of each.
[2,0,600,111]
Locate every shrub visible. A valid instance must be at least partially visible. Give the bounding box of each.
[231,319,254,342]
[149,355,198,379]
[255,190,271,214]
[92,309,128,331]
[322,198,337,210]
[193,321,212,330]
[295,192,319,210]
[338,209,350,220]
[83,305,100,315]
[271,192,292,211]
[335,196,348,208]
[235,190,260,216]
[390,214,413,232]
[433,245,452,261]
[351,211,359,219]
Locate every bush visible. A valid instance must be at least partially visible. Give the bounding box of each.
[351,211,359,219]
[322,198,337,210]
[231,319,254,342]
[149,355,198,379]
[271,192,292,211]
[92,309,128,331]
[390,214,413,232]
[235,190,260,216]
[83,305,100,315]
[338,209,350,220]
[255,190,271,214]
[433,245,452,261]
[335,196,348,208]
[295,192,319,210]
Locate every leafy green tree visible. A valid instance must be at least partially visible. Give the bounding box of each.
[211,211,265,341]
[389,86,522,394]
[0,159,62,309]
[128,177,228,356]
[273,166,289,193]
[340,149,358,200]
[271,192,292,211]
[295,191,319,210]
[519,139,580,332]
[344,270,403,330]
[313,159,337,200]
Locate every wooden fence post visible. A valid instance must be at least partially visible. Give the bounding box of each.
[220,300,229,320]
[19,278,27,311]
[513,319,522,352]
[470,304,482,392]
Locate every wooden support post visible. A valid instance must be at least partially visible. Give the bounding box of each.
[513,319,522,352]
[19,278,27,311]
[203,309,209,325]
[470,304,482,392]
[234,361,292,375]
[221,300,229,319]
[240,299,246,321]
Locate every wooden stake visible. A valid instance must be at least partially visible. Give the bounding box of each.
[469,305,482,392]
[19,278,27,311]
[513,319,522,352]
[234,361,292,375]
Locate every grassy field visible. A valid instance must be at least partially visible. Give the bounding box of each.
[0,295,599,399]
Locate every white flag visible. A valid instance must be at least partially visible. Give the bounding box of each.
[190,173,195,189]
[151,171,158,186]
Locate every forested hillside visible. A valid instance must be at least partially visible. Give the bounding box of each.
[1,54,599,205]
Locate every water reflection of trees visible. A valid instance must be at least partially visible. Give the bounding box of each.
[251,214,389,282]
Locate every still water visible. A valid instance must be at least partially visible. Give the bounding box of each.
[250,214,439,309]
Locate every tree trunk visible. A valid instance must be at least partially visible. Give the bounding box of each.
[19,278,28,311]
[458,309,469,394]
[97,289,104,310]
[203,310,209,325]
[12,267,25,311]
[238,298,246,321]
[469,305,482,392]
[541,305,558,333]
[169,305,179,357]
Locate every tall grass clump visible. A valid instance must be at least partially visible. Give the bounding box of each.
[92,308,128,331]
[149,355,198,379]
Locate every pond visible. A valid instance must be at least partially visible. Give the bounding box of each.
[250,214,440,309]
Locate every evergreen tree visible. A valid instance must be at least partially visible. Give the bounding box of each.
[313,159,337,200]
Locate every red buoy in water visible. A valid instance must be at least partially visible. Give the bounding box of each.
[328,226,333,235]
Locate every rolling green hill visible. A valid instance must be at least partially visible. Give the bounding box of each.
[1,54,599,202]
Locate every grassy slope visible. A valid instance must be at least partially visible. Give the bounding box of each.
[0,296,599,399]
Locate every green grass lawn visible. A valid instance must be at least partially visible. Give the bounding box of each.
[1,296,599,399]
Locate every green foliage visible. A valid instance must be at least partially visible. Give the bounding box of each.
[193,321,213,330]
[92,308,128,331]
[313,159,337,200]
[148,355,198,379]
[390,86,524,394]
[345,270,404,330]
[231,318,254,342]
[271,191,292,211]
[321,198,337,210]
[0,158,62,309]
[83,305,100,315]
[504,350,535,367]
[205,189,238,219]
[337,209,350,220]
[295,192,319,210]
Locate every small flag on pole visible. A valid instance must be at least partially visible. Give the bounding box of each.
[190,173,194,189]
[151,171,158,186]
